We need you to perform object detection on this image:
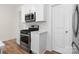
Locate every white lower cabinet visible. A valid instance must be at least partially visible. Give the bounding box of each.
[31,31,47,54]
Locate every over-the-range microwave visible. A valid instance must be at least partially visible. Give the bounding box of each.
[25,12,36,22]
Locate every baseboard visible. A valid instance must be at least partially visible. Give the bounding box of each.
[52,47,72,54]
[3,38,16,42]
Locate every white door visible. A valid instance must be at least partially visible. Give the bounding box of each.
[51,5,74,53]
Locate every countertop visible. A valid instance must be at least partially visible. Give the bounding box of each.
[31,30,47,34]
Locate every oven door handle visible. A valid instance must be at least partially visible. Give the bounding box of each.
[20,34,30,36]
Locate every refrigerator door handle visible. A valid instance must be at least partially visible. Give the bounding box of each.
[72,5,79,37]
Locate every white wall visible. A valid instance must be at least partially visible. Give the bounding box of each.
[0,4,19,41]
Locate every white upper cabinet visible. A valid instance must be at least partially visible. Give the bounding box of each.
[19,4,46,23]
[34,4,44,22]
[20,5,32,23]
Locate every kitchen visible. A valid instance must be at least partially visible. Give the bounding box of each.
[16,4,48,54]
[0,4,79,54]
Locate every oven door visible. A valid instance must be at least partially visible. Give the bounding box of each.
[20,34,31,50]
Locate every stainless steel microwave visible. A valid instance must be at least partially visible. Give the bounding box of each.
[25,12,36,22]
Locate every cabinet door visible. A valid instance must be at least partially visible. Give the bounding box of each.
[31,32,39,53]
[39,32,47,53]
[20,5,25,23]
[21,5,32,23]
[35,4,44,21]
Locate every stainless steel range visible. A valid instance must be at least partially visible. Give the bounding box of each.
[20,30,31,52]
[20,25,39,53]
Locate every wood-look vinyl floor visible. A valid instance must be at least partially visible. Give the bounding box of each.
[2,39,60,54]
[3,39,29,54]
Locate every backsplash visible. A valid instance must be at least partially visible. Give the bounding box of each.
[20,22,47,31]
